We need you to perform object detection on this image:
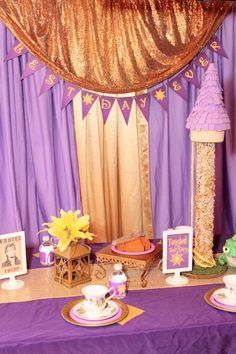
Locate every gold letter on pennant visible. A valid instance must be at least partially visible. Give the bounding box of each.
[139,97,147,108]
[14,43,24,54]
[101,99,111,109]
[210,41,220,52]
[29,59,39,71]
[122,100,130,110]
[67,86,75,97]
[172,81,181,91]
[184,69,194,79]
[198,57,209,67]
[45,74,56,85]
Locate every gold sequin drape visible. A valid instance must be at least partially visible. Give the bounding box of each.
[0,1,232,93]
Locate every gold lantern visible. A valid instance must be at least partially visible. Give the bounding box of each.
[54,242,91,288]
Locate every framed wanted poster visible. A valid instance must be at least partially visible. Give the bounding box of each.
[163,227,193,274]
[0,231,27,280]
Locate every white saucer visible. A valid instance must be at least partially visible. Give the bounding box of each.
[213,287,236,307]
[72,300,119,321]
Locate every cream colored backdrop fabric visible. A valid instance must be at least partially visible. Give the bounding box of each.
[73,93,153,242]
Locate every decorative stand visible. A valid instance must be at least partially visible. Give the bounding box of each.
[1,275,24,290]
[95,243,162,288]
[165,271,188,286]
[54,242,91,288]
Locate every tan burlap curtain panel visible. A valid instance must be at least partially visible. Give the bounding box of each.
[0,1,232,93]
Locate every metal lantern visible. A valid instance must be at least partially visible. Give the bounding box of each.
[54,242,91,288]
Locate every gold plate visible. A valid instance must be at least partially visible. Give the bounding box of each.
[204,286,236,313]
[61,298,129,327]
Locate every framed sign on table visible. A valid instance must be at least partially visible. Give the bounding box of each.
[0,231,27,289]
[162,226,193,286]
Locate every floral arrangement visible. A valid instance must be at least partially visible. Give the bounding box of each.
[41,209,94,252]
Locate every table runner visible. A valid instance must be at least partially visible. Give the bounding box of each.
[0,263,229,304]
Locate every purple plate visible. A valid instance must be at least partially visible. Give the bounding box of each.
[210,295,236,310]
[69,306,123,325]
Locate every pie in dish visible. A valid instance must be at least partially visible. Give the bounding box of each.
[112,234,151,253]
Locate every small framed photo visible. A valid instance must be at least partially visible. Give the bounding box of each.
[162,227,193,274]
[0,231,27,280]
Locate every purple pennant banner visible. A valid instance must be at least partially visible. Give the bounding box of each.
[62,82,80,109]
[182,65,200,89]
[40,68,61,95]
[208,36,228,58]
[194,52,210,70]
[99,96,115,123]
[21,55,44,79]
[117,97,133,124]
[168,76,188,100]
[135,94,150,122]
[81,90,98,119]
[152,85,168,112]
[5,40,28,61]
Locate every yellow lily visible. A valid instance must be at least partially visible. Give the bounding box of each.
[41,209,94,252]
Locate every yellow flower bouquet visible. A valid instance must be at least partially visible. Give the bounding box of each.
[41,209,94,252]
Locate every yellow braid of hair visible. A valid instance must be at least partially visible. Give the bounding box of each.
[193,255,213,268]
[193,250,216,268]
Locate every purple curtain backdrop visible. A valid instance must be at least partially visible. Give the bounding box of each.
[0,8,235,247]
[149,7,236,239]
[0,23,82,247]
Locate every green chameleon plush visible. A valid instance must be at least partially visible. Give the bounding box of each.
[218,234,236,268]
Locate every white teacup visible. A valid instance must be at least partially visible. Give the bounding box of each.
[81,285,115,314]
[223,275,236,302]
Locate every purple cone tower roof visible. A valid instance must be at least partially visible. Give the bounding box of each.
[186,63,230,132]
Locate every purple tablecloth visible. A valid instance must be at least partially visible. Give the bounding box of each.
[1,284,236,354]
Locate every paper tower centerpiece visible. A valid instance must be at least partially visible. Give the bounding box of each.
[186,63,230,143]
[186,63,230,268]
